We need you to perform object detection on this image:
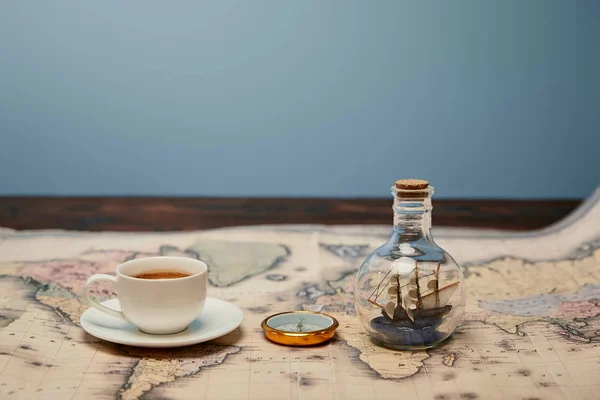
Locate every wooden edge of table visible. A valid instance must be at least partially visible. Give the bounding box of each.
[0,197,581,232]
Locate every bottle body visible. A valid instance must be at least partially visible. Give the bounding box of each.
[354,183,465,350]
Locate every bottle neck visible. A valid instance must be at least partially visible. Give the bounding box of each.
[391,189,433,242]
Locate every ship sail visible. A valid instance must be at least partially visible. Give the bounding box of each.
[419,282,459,309]
[384,302,396,318]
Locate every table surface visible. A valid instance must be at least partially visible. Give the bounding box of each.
[0,197,580,231]
[0,193,598,400]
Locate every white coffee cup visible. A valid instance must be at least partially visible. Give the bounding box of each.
[84,257,207,335]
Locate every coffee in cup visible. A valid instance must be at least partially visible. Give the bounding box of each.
[133,270,191,280]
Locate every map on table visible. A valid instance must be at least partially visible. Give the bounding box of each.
[1,190,600,400]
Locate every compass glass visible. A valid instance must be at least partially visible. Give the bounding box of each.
[266,313,334,332]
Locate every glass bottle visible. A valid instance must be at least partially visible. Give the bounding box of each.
[354,179,465,350]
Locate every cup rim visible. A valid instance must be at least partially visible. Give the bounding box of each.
[116,256,208,282]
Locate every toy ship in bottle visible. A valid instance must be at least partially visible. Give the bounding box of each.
[354,179,465,350]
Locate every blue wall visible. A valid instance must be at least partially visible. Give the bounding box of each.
[1,1,598,198]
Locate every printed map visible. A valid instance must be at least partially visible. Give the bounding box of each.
[0,189,599,399]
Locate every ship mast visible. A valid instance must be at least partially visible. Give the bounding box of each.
[395,274,401,309]
[414,264,423,309]
[434,262,441,308]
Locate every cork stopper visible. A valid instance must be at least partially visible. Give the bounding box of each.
[394,179,430,199]
[395,179,429,190]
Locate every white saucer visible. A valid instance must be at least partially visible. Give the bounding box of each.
[80,297,243,348]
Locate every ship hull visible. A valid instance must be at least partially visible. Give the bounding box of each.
[370,316,446,348]
[369,305,453,348]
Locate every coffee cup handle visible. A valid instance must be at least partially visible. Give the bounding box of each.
[84,274,126,320]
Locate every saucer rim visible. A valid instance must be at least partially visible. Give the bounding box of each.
[80,297,243,348]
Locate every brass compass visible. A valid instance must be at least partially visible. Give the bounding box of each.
[261,311,339,346]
